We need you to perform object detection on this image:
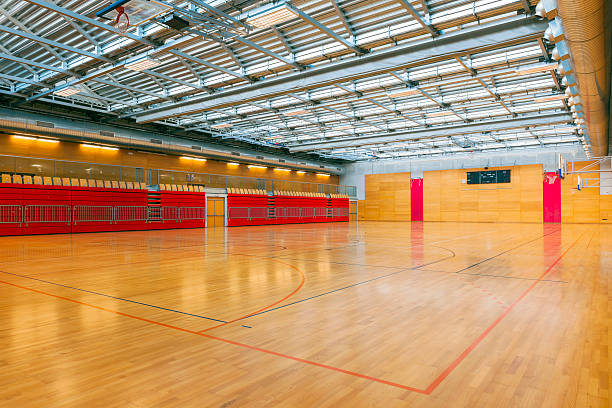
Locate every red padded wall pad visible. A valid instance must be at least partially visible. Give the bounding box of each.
[410,178,423,222]
[543,172,561,223]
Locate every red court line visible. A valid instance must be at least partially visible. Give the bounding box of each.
[0,278,426,394]
[0,230,582,395]
[198,258,306,333]
[424,231,584,394]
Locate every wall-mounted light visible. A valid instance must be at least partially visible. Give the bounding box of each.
[274,168,291,172]
[181,156,206,161]
[316,173,330,177]
[12,135,59,143]
[81,143,118,151]
[227,162,240,166]
[248,165,267,169]
[296,171,306,174]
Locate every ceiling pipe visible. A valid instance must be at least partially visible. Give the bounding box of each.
[555,0,610,156]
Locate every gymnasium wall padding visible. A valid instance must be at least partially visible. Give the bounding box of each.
[410,178,423,221]
[543,172,561,223]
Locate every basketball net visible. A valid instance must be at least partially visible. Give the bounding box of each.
[114,6,130,33]
[544,174,558,184]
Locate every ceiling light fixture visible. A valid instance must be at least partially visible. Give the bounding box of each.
[248,165,267,169]
[533,95,567,103]
[246,3,298,29]
[515,63,558,76]
[284,109,309,116]
[125,56,162,71]
[387,88,420,98]
[316,173,330,177]
[227,162,240,166]
[54,86,81,97]
[274,168,291,172]
[211,123,232,129]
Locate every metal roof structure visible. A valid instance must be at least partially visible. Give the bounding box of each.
[0,0,585,161]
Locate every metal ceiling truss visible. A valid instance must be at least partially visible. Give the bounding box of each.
[0,0,583,161]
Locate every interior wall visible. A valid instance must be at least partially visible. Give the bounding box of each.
[423,165,543,223]
[561,161,612,223]
[363,172,411,221]
[359,160,611,224]
[342,146,586,200]
[0,134,339,185]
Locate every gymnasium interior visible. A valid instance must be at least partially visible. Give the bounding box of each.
[0,0,610,406]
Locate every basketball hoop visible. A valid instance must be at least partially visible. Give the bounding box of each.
[114,6,130,33]
[544,173,558,185]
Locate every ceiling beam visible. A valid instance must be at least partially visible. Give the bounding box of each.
[0,23,110,62]
[134,16,547,123]
[286,4,365,55]
[288,112,572,151]
[396,0,438,37]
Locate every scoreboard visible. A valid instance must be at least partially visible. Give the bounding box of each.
[467,169,511,185]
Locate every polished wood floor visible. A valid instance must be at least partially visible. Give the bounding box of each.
[0,222,609,407]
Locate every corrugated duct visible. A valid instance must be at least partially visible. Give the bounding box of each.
[556,0,610,156]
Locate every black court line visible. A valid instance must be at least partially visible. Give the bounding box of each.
[416,269,568,283]
[230,246,457,322]
[0,270,243,326]
[234,228,562,323]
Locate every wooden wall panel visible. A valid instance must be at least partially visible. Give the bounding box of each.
[424,165,543,223]
[423,171,441,221]
[561,161,601,223]
[364,173,411,221]
[362,162,609,224]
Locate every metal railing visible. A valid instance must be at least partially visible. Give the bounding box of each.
[0,205,22,225]
[24,205,71,225]
[1,205,206,226]
[0,153,357,197]
[229,207,349,221]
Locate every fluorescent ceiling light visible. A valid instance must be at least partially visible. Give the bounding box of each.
[316,173,330,177]
[284,109,309,116]
[274,168,291,172]
[515,63,558,76]
[248,165,267,169]
[125,56,162,71]
[31,164,42,167]
[211,123,232,129]
[227,162,240,166]
[428,110,455,118]
[81,143,118,151]
[181,156,206,161]
[54,87,81,97]
[247,4,298,29]
[296,171,306,174]
[533,95,567,103]
[12,135,37,141]
[387,88,419,98]
[37,138,59,143]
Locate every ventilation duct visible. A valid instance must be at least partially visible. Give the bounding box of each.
[556,0,610,156]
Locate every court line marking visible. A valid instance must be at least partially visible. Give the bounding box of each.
[0,269,228,323]
[424,231,584,394]
[232,246,456,322]
[0,278,427,394]
[197,259,306,333]
[236,229,558,323]
[0,229,582,395]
